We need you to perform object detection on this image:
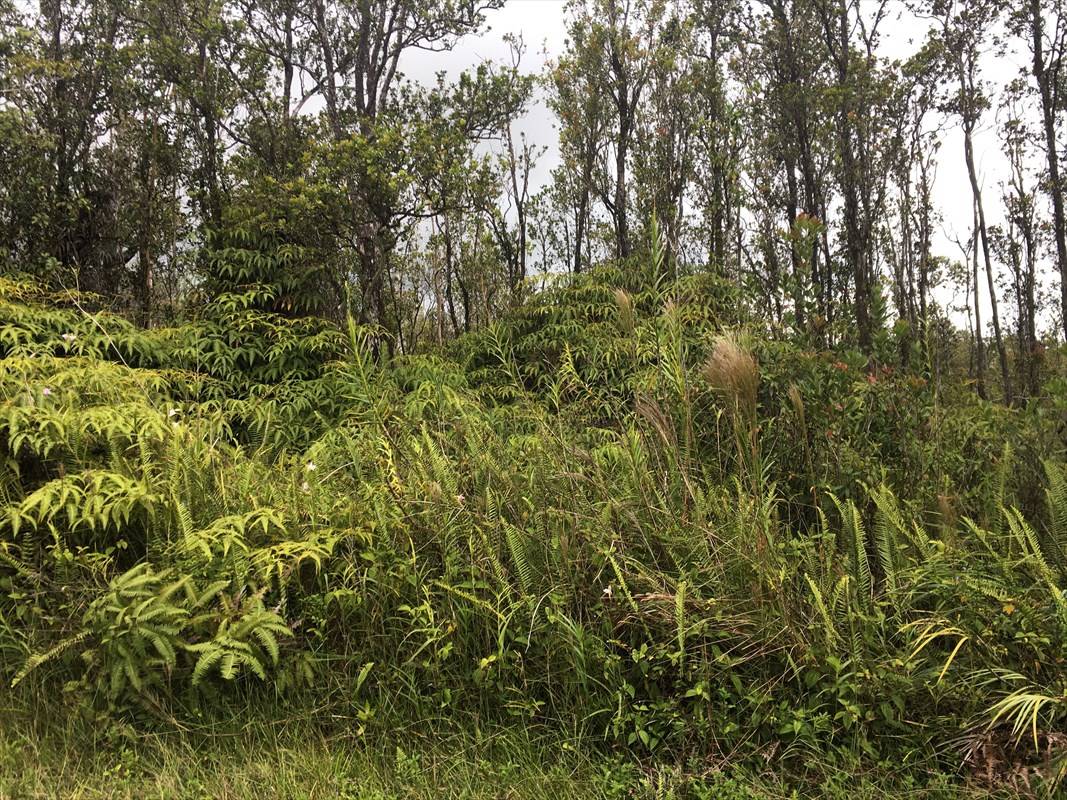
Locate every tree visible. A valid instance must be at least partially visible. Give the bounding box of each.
[926,0,1012,402]
[689,0,742,276]
[552,0,667,266]
[1011,0,1067,339]
[548,8,609,273]
[742,0,835,335]
[633,7,698,271]
[301,0,503,324]
[813,0,903,357]
[484,38,541,297]
[993,95,1042,399]
[888,44,941,368]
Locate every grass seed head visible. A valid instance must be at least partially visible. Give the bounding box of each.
[701,334,758,420]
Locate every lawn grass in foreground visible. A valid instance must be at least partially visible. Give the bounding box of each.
[0,697,1006,800]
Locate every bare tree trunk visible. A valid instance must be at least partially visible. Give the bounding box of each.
[962,104,1012,404]
[441,216,460,336]
[969,201,986,400]
[610,56,632,260]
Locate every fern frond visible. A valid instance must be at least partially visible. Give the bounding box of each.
[1003,506,1067,616]
[832,495,872,609]
[1044,461,1067,577]
[503,520,534,597]
[871,485,903,594]
[11,631,90,687]
[805,573,837,646]
[190,646,224,685]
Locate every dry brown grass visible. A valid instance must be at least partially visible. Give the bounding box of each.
[701,334,758,421]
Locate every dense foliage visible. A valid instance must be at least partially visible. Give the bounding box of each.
[5,0,1067,794]
[3,0,1066,410]
[3,268,1067,796]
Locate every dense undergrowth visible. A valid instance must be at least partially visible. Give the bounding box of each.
[2,268,1067,796]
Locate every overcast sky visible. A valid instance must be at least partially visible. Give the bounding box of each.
[401,0,1043,328]
[403,0,566,192]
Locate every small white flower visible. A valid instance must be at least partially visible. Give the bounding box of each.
[42,387,52,397]
[61,333,76,343]
[603,585,613,599]
[301,481,311,493]
[305,461,316,472]
[455,493,465,504]
[167,408,178,418]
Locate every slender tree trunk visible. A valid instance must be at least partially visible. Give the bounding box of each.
[574,189,588,274]
[970,201,986,400]
[917,152,932,368]
[137,128,154,326]
[43,0,76,271]
[282,8,294,126]
[608,25,634,261]
[785,159,807,331]
[195,1,222,230]
[441,216,460,336]
[614,134,631,258]
[1008,154,1041,398]
[962,114,1012,404]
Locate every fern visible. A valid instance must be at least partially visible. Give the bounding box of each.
[832,495,872,611]
[870,485,903,595]
[503,519,535,597]
[1003,506,1067,617]
[11,631,90,688]
[805,573,838,647]
[187,604,290,686]
[1044,461,1067,577]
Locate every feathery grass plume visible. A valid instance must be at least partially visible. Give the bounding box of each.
[701,334,760,493]
[786,383,805,429]
[937,493,958,546]
[635,392,676,451]
[700,333,758,423]
[613,288,635,333]
[787,383,816,497]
